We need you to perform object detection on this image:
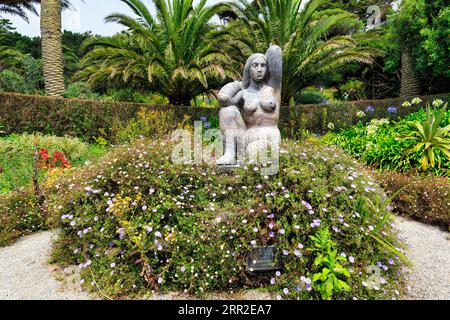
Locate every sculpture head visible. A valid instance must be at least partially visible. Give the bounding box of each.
[242,53,268,88]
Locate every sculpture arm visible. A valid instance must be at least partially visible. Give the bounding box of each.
[218,81,244,107]
[266,45,282,93]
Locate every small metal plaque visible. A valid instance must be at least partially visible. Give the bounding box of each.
[247,245,281,271]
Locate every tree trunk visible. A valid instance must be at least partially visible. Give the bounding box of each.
[40,0,65,96]
[400,49,421,98]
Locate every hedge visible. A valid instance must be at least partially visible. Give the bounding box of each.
[0,92,449,142]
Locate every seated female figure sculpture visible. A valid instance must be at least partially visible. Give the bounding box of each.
[216,45,282,165]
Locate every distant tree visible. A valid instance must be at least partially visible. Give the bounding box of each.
[77,0,238,105]
[222,0,382,104]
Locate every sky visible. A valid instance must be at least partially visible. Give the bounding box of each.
[4,0,223,37]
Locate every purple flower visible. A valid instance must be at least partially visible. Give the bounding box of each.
[270,278,276,285]
[283,249,289,256]
[155,231,162,238]
[387,106,397,114]
[204,122,211,129]
[269,231,275,238]
[365,105,375,113]
[199,116,207,122]
[283,288,289,294]
[294,250,302,257]
[349,256,355,263]
[117,228,125,240]
[302,200,312,210]
[310,219,321,228]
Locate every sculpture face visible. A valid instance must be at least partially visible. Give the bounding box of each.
[250,57,267,82]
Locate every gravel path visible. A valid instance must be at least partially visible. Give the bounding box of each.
[394,216,450,300]
[0,231,90,300]
[0,217,449,300]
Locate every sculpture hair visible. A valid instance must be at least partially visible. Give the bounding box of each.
[241,53,269,89]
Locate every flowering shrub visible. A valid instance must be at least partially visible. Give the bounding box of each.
[49,138,405,300]
[375,171,450,230]
[326,103,450,175]
[37,148,72,170]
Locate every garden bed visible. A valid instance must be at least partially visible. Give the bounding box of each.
[44,137,406,300]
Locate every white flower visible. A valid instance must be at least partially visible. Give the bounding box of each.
[432,99,444,107]
[411,97,422,105]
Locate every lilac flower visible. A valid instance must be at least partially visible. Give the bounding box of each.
[199,116,207,122]
[180,266,186,272]
[276,271,281,277]
[155,231,162,238]
[110,262,116,268]
[332,225,340,233]
[270,278,276,285]
[310,219,321,228]
[302,200,312,210]
[295,285,302,291]
[279,229,285,235]
[204,122,211,129]
[294,250,302,257]
[388,258,395,265]
[269,231,275,238]
[117,228,125,240]
[283,288,289,294]
[283,249,289,256]
[349,256,355,263]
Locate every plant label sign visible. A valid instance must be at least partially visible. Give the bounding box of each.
[247,245,281,271]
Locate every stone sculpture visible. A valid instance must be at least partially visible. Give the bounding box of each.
[216,45,282,165]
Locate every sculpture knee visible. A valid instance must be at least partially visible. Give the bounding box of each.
[220,106,241,129]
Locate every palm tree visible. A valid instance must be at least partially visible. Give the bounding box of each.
[0,0,70,22]
[77,0,237,105]
[221,0,381,104]
[40,0,65,96]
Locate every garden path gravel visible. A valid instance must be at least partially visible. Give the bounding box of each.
[0,217,449,300]
[394,216,450,300]
[0,231,90,300]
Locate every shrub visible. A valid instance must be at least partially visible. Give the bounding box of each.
[63,82,99,100]
[0,187,44,246]
[48,137,406,300]
[375,171,450,230]
[0,70,30,94]
[0,92,448,143]
[326,103,450,175]
[296,91,328,105]
[0,133,105,194]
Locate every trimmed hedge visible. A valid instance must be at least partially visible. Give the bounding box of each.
[0,92,449,142]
